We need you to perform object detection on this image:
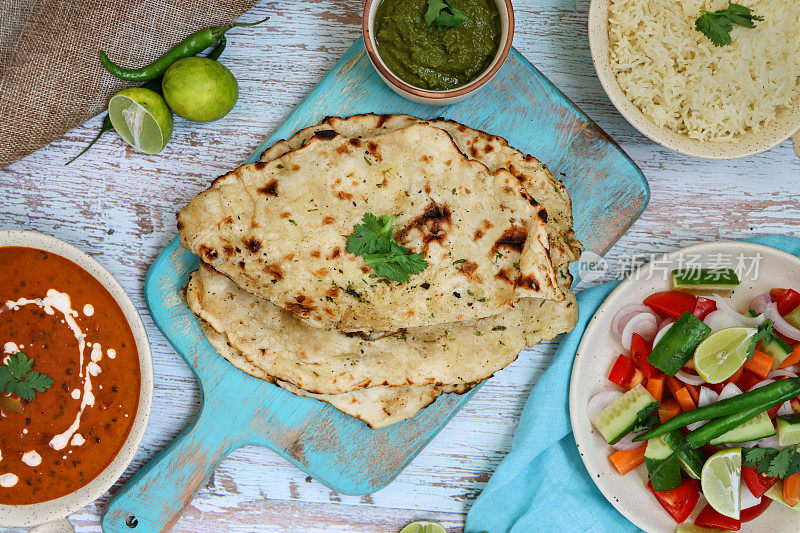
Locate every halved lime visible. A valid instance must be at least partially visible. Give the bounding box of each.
[701,448,742,519]
[694,327,757,384]
[108,87,173,154]
[399,521,446,533]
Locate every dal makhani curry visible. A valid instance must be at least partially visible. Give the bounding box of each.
[0,247,139,504]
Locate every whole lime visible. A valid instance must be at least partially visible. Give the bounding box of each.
[161,57,239,122]
[108,87,173,154]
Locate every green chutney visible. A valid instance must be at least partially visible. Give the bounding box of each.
[374,0,501,91]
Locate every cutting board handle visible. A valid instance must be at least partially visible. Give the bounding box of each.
[101,402,242,533]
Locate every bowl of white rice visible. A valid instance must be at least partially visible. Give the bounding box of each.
[589,0,800,159]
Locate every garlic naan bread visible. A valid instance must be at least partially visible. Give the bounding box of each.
[258,114,582,271]
[179,123,564,332]
[186,262,577,395]
[200,323,471,429]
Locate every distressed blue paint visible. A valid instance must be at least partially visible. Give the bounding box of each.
[102,39,648,532]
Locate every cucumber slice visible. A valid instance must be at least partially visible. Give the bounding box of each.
[664,430,705,479]
[777,413,800,446]
[645,435,682,490]
[672,268,740,291]
[709,411,776,445]
[593,385,656,444]
[766,480,800,510]
[785,305,800,330]
[762,337,794,368]
[648,312,711,376]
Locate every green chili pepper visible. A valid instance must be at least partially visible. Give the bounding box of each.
[99,16,268,81]
[65,115,113,165]
[683,402,776,449]
[206,35,227,61]
[634,378,800,442]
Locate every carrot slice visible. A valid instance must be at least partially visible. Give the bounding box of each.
[675,387,696,412]
[784,472,800,507]
[779,343,800,369]
[659,399,681,423]
[666,376,683,397]
[610,445,647,475]
[744,350,774,380]
[646,375,665,402]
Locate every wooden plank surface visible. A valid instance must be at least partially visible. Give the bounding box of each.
[1,0,798,531]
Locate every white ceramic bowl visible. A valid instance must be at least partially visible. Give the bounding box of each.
[363,0,514,105]
[588,0,800,159]
[0,231,153,529]
[570,241,800,532]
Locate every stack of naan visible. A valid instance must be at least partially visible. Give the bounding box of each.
[178,114,582,428]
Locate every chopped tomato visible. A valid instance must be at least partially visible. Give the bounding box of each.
[644,291,697,319]
[646,375,665,402]
[774,288,800,316]
[694,504,740,530]
[770,288,789,302]
[740,497,772,522]
[609,445,646,475]
[784,472,800,507]
[742,465,778,499]
[659,399,681,423]
[626,368,645,390]
[735,370,763,392]
[648,478,700,523]
[608,355,635,388]
[630,333,660,378]
[692,296,717,320]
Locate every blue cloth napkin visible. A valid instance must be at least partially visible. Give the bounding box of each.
[465,235,800,533]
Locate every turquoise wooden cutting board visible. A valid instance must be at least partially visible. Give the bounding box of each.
[102,38,648,532]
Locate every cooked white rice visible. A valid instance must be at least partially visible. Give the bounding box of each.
[608,0,800,142]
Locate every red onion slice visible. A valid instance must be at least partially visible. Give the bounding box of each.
[710,295,765,328]
[612,304,655,337]
[698,386,719,407]
[588,390,623,424]
[757,434,792,450]
[675,370,706,387]
[749,293,772,315]
[703,310,743,333]
[768,369,798,380]
[621,313,658,350]
[778,400,794,417]
[762,301,800,342]
[611,430,646,451]
[653,322,674,347]
[719,382,744,400]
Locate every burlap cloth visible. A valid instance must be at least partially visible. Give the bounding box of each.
[0,0,259,169]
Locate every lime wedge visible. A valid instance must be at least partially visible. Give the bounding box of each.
[694,327,756,384]
[108,87,173,154]
[701,448,742,519]
[399,521,446,533]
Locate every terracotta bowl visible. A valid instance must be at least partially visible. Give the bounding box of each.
[0,231,153,529]
[363,0,514,105]
[588,0,800,159]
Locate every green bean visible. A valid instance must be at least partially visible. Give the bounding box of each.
[99,17,267,81]
[633,378,800,442]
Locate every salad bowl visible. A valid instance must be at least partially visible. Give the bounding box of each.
[570,241,800,532]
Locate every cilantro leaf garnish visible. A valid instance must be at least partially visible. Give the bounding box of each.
[425,0,467,29]
[1,352,54,401]
[345,213,429,283]
[743,446,800,479]
[748,319,776,360]
[695,2,764,47]
[632,401,661,432]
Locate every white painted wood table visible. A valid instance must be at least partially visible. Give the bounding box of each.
[2,0,798,531]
